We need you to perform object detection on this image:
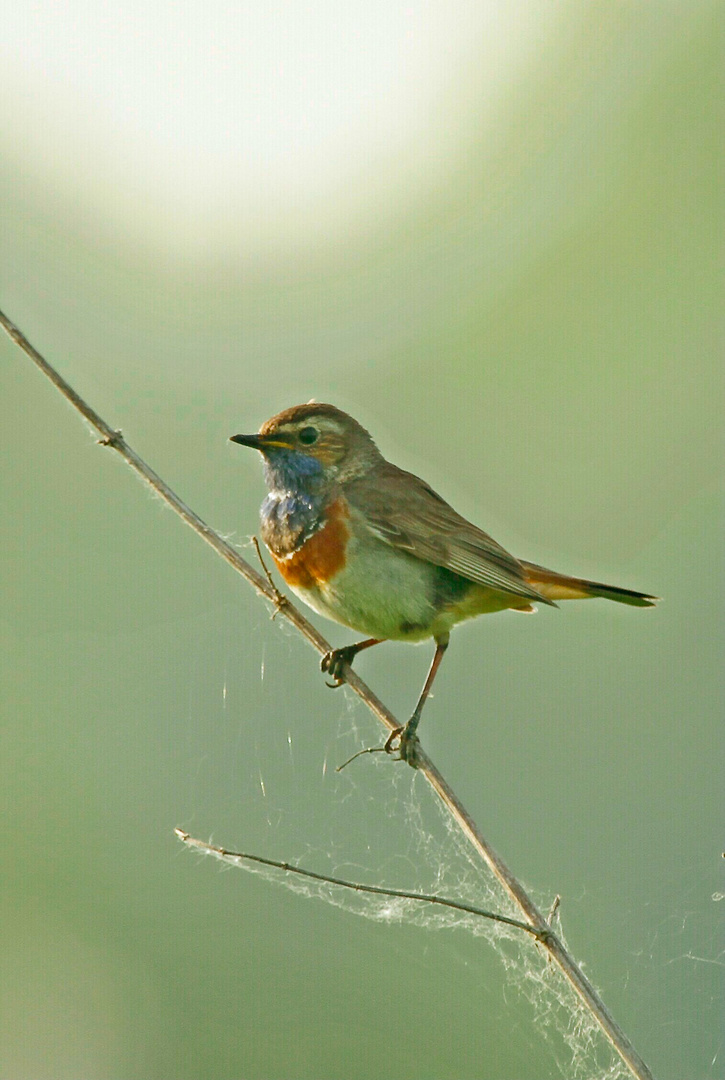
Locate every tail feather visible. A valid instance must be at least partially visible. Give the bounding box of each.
[520,561,658,608]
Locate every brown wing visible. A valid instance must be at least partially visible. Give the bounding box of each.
[345,463,553,605]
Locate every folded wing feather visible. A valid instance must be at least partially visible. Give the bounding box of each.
[346,464,553,605]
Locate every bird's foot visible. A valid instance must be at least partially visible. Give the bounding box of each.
[384,716,422,768]
[336,715,422,773]
[321,645,359,688]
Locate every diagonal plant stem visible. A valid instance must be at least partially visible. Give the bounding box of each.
[1,307,656,1080]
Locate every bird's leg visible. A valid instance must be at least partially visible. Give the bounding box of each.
[385,635,450,766]
[321,638,383,687]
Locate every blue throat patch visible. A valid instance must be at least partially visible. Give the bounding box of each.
[259,450,326,557]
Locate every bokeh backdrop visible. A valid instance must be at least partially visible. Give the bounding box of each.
[1,3,722,1078]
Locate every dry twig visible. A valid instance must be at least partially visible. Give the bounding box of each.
[174,830,551,939]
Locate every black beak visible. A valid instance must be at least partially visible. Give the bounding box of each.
[229,433,263,449]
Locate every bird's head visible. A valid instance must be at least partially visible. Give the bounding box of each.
[230,403,381,492]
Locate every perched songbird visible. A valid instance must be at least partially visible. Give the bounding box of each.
[231,404,657,764]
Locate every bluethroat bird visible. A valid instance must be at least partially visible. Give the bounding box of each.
[231,404,657,764]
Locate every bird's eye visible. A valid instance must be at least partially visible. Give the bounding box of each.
[298,426,319,446]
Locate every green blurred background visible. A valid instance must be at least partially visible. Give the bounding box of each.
[1,3,722,1077]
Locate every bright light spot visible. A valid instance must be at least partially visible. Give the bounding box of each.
[0,0,548,253]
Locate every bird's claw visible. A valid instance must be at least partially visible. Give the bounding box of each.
[321,645,357,687]
[384,717,422,768]
[335,717,422,772]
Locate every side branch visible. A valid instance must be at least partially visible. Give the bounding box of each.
[1,308,655,1080]
[174,830,549,940]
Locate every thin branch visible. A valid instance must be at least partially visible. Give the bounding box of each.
[1,308,656,1080]
[174,830,548,939]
